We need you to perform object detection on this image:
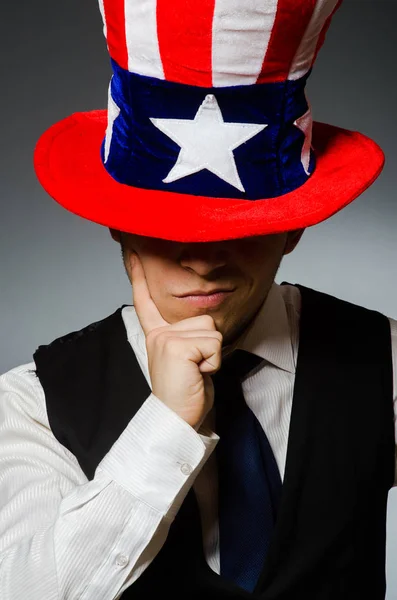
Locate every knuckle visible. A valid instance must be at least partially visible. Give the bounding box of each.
[146,328,168,352]
[201,314,216,329]
[210,336,223,351]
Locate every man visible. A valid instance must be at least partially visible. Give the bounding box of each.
[0,1,396,599]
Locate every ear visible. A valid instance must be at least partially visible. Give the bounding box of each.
[109,228,121,243]
[283,228,305,256]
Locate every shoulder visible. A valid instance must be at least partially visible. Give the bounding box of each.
[0,306,126,424]
[34,306,126,355]
[1,360,41,393]
[0,361,49,428]
[280,282,397,395]
[279,281,397,348]
[280,281,395,324]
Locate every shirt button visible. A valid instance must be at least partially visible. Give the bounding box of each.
[115,554,129,568]
[180,463,193,475]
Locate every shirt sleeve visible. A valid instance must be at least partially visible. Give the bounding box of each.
[0,363,219,600]
[389,317,397,488]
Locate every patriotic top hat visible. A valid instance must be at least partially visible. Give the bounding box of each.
[34,0,385,242]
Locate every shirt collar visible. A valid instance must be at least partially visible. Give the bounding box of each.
[122,282,296,375]
[220,282,295,374]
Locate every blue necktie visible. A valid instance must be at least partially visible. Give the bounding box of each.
[212,349,283,593]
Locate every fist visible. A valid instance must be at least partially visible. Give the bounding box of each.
[130,252,223,431]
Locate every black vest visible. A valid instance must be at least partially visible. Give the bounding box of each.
[33,284,396,599]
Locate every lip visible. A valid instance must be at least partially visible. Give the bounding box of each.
[175,290,234,307]
[177,288,235,297]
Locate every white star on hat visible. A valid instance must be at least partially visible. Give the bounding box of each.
[150,94,267,192]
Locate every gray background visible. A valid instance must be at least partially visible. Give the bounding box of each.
[1,0,396,595]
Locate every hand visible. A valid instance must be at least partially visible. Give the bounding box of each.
[130,252,223,431]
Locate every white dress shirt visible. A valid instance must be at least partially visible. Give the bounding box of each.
[0,283,396,599]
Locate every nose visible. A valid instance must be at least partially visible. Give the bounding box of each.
[179,246,228,276]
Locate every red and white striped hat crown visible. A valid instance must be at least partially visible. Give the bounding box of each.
[98,0,339,87]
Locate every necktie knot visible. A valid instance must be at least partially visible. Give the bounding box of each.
[212,349,263,413]
[215,348,263,383]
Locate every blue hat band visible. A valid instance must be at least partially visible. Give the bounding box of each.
[101,59,316,201]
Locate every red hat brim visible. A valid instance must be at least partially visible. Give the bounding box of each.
[34,110,385,242]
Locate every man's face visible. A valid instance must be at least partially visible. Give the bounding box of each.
[110,229,304,347]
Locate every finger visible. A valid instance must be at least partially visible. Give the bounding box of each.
[189,339,223,373]
[166,314,219,332]
[130,252,169,336]
[155,329,223,341]
[161,336,222,371]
